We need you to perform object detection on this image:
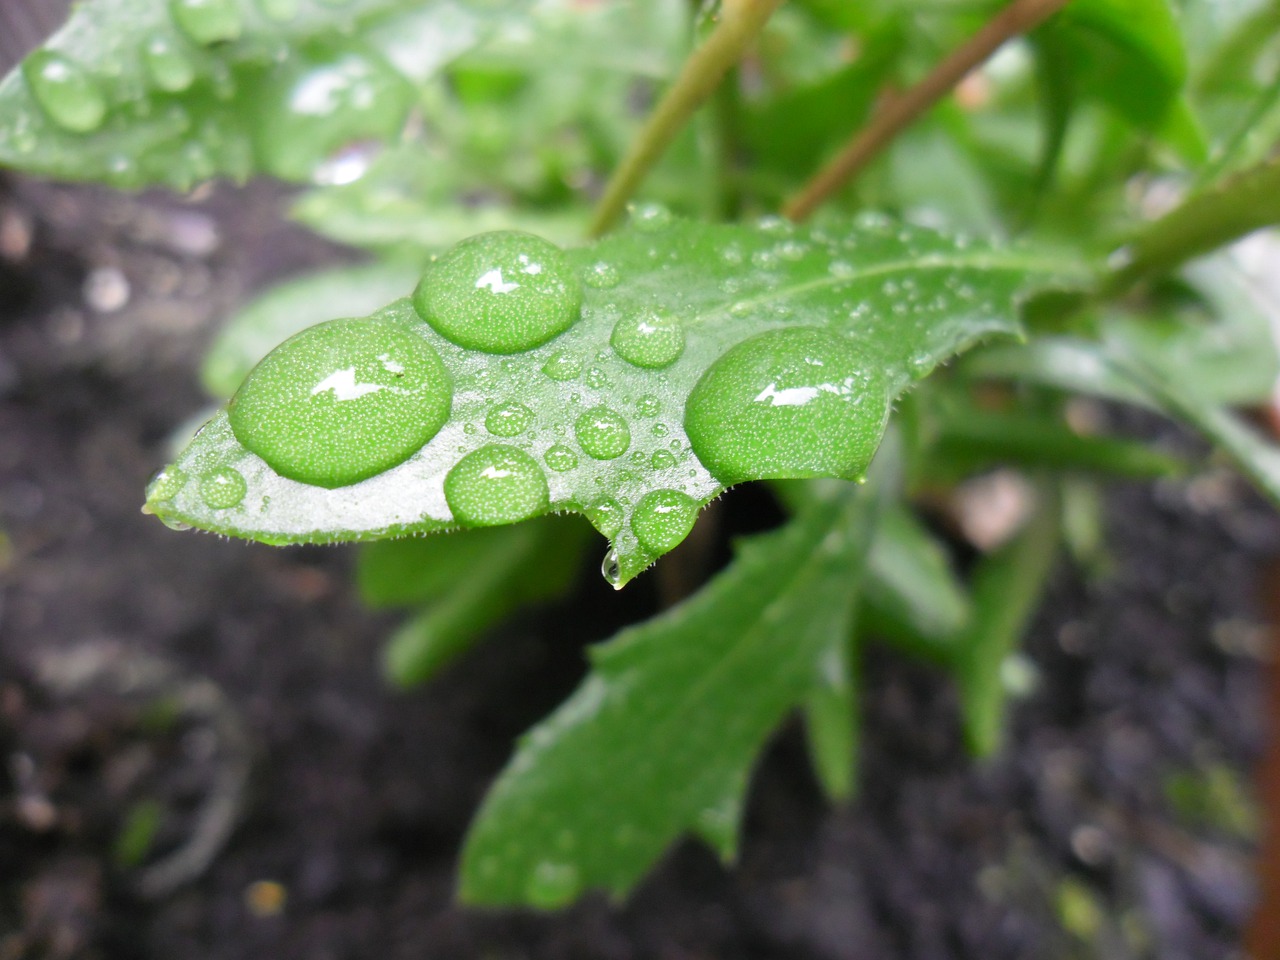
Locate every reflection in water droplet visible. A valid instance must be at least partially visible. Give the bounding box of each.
[229,316,452,488]
[199,466,246,509]
[684,328,887,485]
[575,406,630,460]
[143,37,196,92]
[631,489,698,554]
[485,400,533,437]
[601,546,621,588]
[414,231,582,354]
[583,261,620,289]
[444,445,549,526]
[23,52,108,133]
[611,309,685,369]
[170,0,243,45]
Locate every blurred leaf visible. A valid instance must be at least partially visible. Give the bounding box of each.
[803,632,860,802]
[458,484,877,906]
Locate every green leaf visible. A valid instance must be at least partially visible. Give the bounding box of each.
[367,518,591,686]
[147,215,1082,586]
[0,0,514,188]
[202,261,425,399]
[458,483,876,907]
[803,631,860,803]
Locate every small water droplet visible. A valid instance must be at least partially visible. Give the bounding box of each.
[524,860,581,910]
[542,351,581,381]
[601,546,621,587]
[611,309,685,369]
[650,449,676,470]
[636,395,660,418]
[756,214,792,235]
[828,260,855,279]
[147,466,188,502]
[23,52,108,133]
[631,489,698,554]
[199,466,246,509]
[575,406,630,460]
[143,37,196,92]
[414,231,582,354]
[629,202,672,232]
[907,353,936,379]
[583,260,620,289]
[587,499,624,537]
[544,444,578,472]
[585,366,610,389]
[729,301,751,319]
[776,240,808,261]
[228,316,452,488]
[485,400,533,437]
[170,0,243,45]
[444,444,549,526]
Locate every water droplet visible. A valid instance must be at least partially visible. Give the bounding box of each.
[257,0,298,19]
[585,366,610,389]
[542,351,581,381]
[776,240,808,261]
[729,301,751,319]
[199,466,246,509]
[587,499,624,537]
[229,316,452,489]
[611,309,685,369]
[147,466,188,502]
[631,489,698,554]
[583,261,620,289]
[684,328,887,485]
[443,444,549,526]
[414,231,582,354]
[650,449,676,470]
[524,860,581,910]
[907,353,936,379]
[756,214,791,235]
[485,400,532,437]
[170,0,243,45]
[544,444,578,472]
[575,406,630,460]
[143,37,196,92]
[629,202,672,232]
[828,260,855,279]
[601,547,621,588]
[255,51,412,182]
[22,52,108,133]
[636,395,660,418]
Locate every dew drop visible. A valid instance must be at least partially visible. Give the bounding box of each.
[601,546,621,588]
[651,423,669,437]
[255,50,413,183]
[583,260,620,289]
[629,202,673,232]
[907,353,936,379]
[147,466,188,502]
[22,52,108,133]
[542,351,581,381]
[199,466,246,509]
[587,499,624,538]
[524,861,581,910]
[650,449,676,470]
[143,37,196,92]
[585,366,610,389]
[631,489,698,554]
[684,328,887,485]
[485,399,533,437]
[229,316,452,489]
[544,444,578,472]
[610,309,685,369]
[443,445,549,526]
[636,395,661,418]
[414,231,582,354]
[170,0,243,45]
[575,406,630,460]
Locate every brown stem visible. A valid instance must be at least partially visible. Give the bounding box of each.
[782,0,1073,222]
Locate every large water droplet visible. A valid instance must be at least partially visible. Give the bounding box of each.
[443,444,549,526]
[575,406,630,460]
[170,0,243,45]
[485,400,532,437]
[684,328,887,485]
[255,50,412,182]
[414,231,582,354]
[22,52,108,133]
[631,489,698,554]
[199,466,246,509]
[610,309,685,369]
[143,37,196,92]
[229,316,452,489]
[544,444,578,472]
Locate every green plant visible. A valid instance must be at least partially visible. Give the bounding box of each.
[3,0,1279,910]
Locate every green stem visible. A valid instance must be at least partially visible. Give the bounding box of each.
[587,0,783,238]
[1104,152,1280,294]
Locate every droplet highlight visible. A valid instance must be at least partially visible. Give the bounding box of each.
[444,444,550,526]
[631,489,698,554]
[574,406,630,460]
[611,309,685,369]
[23,52,108,133]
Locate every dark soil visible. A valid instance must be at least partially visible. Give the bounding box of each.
[0,176,1274,960]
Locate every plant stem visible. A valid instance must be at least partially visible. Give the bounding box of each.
[1104,153,1280,294]
[782,0,1072,222]
[587,0,783,238]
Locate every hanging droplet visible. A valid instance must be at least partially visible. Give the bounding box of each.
[684,328,887,485]
[414,231,582,354]
[610,309,685,369]
[143,37,197,92]
[485,400,533,437]
[22,52,108,133]
[600,546,622,588]
[229,316,452,489]
[199,466,247,509]
[443,444,549,526]
[574,406,630,460]
[170,0,243,45]
[544,444,578,472]
[631,489,698,554]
